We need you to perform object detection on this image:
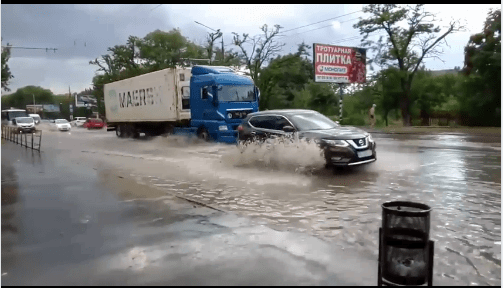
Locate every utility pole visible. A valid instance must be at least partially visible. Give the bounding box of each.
[221,33,224,63]
[32,94,36,113]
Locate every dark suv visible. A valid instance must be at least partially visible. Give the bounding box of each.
[237,109,376,168]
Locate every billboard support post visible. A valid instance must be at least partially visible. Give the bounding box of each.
[339,83,344,124]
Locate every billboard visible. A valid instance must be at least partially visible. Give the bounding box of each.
[43,104,60,112]
[26,104,60,113]
[313,43,366,84]
[75,94,97,108]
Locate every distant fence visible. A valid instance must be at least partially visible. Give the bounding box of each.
[1,126,42,152]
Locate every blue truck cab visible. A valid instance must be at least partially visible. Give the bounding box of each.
[188,66,259,144]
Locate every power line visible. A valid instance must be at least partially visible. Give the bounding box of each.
[277,17,361,38]
[2,46,57,52]
[150,4,163,11]
[278,10,362,34]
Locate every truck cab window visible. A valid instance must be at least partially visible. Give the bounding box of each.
[181,86,190,110]
[202,87,212,100]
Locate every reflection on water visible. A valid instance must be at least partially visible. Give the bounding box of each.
[1,160,20,259]
[132,139,501,286]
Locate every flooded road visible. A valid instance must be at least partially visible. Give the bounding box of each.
[20,125,502,285]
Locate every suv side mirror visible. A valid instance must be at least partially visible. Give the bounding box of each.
[283,126,295,133]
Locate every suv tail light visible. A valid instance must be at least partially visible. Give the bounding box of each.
[237,125,243,131]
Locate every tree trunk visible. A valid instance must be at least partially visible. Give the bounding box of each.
[398,76,413,126]
[420,109,430,126]
[400,96,411,126]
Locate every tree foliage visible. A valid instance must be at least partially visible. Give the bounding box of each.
[1,39,14,92]
[460,8,501,126]
[1,86,54,109]
[354,4,463,126]
[258,43,337,115]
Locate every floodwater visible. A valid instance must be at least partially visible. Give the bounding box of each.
[34,125,502,285]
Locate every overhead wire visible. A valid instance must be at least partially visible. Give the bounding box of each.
[277,17,362,39]
[278,10,363,34]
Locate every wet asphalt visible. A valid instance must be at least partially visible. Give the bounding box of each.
[1,124,500,285]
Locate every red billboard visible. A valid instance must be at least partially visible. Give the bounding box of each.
[313,43,366,84]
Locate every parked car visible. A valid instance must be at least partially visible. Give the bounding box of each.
[52,119,71,131]
[12,117,36,133]
[237,109,376,168]
[71,117,87,127]
[29,114,41,125]
[83,118,105,129]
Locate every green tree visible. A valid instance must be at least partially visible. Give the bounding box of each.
[461,8,501,126]
[410,68,446,125]
[354,4,462,126]
[1,39,14,92]
[2,86,54,110]
[137,28,206,70]
[376,68,402,126]
[257,43,314,110]
[233,24,285,82]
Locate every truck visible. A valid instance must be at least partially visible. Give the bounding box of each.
[104,66,259,144]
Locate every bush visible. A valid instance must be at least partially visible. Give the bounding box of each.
[343,113,366,126]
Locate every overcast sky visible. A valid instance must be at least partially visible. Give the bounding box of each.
[1,4,500,96]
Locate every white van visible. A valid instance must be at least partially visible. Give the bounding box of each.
[13,117,36,133]
[29,114,41,125]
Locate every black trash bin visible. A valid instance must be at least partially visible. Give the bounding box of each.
[378,201,434,286]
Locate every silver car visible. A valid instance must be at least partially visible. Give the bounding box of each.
[71,117,87,127]
[52,119,72,131]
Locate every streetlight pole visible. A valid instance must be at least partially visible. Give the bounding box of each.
[195,21,224,63]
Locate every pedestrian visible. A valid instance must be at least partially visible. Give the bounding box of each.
[369,104,376,128]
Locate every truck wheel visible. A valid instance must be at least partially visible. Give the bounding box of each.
[116,124,125,138]
[124,124,133,138]
[131,126,140,139]
[197,128,210,142]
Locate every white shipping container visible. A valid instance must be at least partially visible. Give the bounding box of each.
[104,67,192,123]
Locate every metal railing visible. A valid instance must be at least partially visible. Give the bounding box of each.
[1,126,42,152]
